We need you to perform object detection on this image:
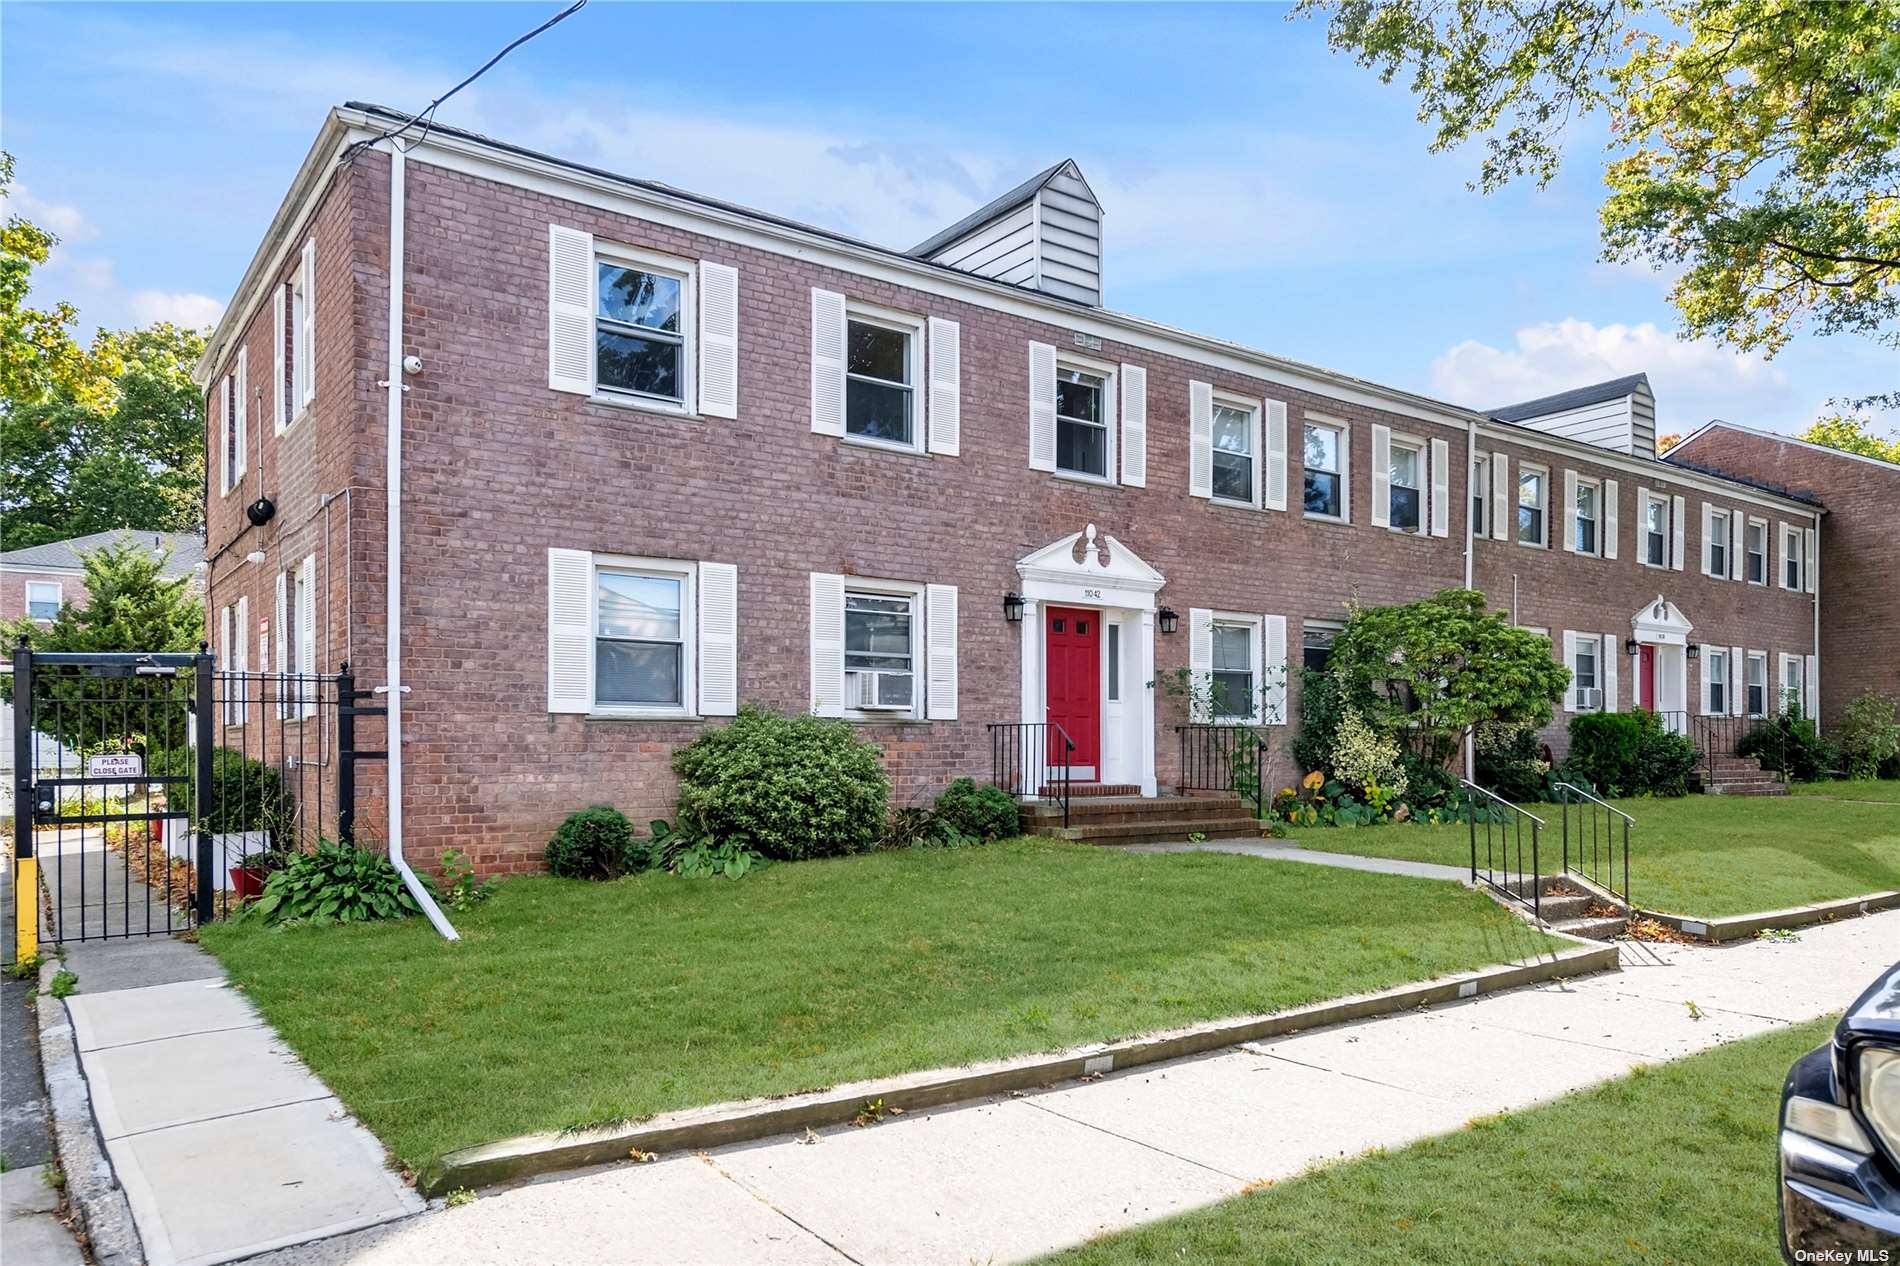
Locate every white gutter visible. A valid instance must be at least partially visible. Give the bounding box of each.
[381,141,459,941]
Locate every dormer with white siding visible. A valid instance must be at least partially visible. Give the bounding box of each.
[910,160,1104,306]
[1489,373,1658,457]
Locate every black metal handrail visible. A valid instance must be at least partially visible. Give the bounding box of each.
[986,721,1074,828]
[1692,712,1783,787]
[1462,778,1545,923]
[1553,781,1633,910]
[1173,724,1267,819]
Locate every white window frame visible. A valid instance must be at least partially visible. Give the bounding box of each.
[843,579,924,721]
[1302,618,1344,673]
[1706,649,1729,715]
[592,242,697,415]
[840,301,923,454]
[23,581,61,622]
[291,242,314,421]
[1746,651,1768,717]
[1386,432,1426,535]
[1781,524,1804,591]
[1574,476,1602,557]
[1706,507,1731,578]
[1471,453,1489,538]
[1209,390,1262,509]
[590,556,698,719]
[1302,414,1350,523]
[1052,354,1117,485]
[1779,652,1804,713]
[1641,491,1670,569]
[1209,612,1264,726]
[1516,463,1548,548]
[1745,517,1768,585]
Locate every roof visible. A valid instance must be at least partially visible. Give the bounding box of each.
[1657,453,1826,508]
[1670,419,1900,476]
[906,160,1072,259]
[1488,373,1651,422]
[0,530,204,575]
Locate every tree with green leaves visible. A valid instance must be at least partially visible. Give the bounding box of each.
[1,152,119,408]
[1303,0,1900,357]
[1328,588,1572,767]
[1799,413,1900,464]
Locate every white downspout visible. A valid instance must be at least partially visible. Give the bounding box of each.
[382,141,459,941]
[1464,420,1477,781]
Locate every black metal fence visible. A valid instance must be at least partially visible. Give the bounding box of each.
[1554,781,1633,909]
[987,721,1073,828]
[1174,724,1267,818]
[1692,713,1784,786]
[1463,778,1545,923]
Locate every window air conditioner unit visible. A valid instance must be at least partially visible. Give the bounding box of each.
[1578,687,1602,710]
[850,671,913,711]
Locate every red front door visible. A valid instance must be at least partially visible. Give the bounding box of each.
[1045,607,1101,772]
[1637,644,1657,710]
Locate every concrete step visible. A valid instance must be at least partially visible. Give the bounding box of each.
[1023,797,1247,826]
[1533,892,1597,922]
[1706,781,1789,796]
[1551,914,1627,942]
[1052,816,1265,844]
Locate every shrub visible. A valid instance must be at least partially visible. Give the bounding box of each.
[1331,707,1409,806]
[1398,751,1458,809]
[158,746,291,834]
[1473,722,1548,802]
[1738,706,1839,782]
[545,806,642,880]
[672,706,889,861]
[933,777,1020,842]
[1837,691,1900,780]
[1635,725,1699,797]
[242,840,435,925]
[1565,712,1646,798]
[1292,667,1345,778]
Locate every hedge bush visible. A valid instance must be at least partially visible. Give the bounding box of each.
[1837,691,1900,780]
[1291,667,1344,778]
[1636,722,1700,797]
[1473,722,1547,803]
[672,706,889,861]
[158,746,291,834]
[1738,707,1839,782]
[1564,710,1695,797]
[933,777,1021,842]
[545,805,642,880]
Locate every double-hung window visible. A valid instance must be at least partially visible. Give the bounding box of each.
[24,581,60,622]
[1643,493,1669,567]
[1782,525,1804,590]
[1780,653,1804,713]
[1211,619,1258,723]
[1708,508,1730,577]
[1304,420,1346,519]
[1302,621,1341,672]
[1471,454,1489,537]
[1707,651,1729,715]
[1747,652,1768,716]
[596,256,688,406]
[1573,637,1601,710]
[1517,465,1547,546]
[595,566,691,711]
[1055,366,1110,479]
[1573,478,1600,555]
[1211,398,1259,506]
[1388,438,1423,532]
[844,589,918,716]
[845,313,917,448]
[1746,518,1768,584]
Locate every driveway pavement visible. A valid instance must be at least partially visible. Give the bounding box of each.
[251,910,1898,1266]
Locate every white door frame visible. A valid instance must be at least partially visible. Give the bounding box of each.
[1630,595,1693,731]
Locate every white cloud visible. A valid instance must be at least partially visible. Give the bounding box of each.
[127,290,224,329]
[1430,318,1789,431]
[0,184,95,243]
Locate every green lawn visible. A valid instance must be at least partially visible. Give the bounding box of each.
[1793,778,1900,804]
[200,838,1559,1172]
[1043,1016,1831,1266]
[1290,794,1900,917]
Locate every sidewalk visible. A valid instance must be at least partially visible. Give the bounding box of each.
[252,908,1897,1266]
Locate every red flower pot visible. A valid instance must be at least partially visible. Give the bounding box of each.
[230,865,269,899]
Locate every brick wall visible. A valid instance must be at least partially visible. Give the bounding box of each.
[0,569,81,624]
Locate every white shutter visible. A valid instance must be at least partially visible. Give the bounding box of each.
[1805,654,1820,720]
[215,381,228,495]
[809,288,847,436]
[697,260,739,419]
[1118,363,1146,486]
[234,347,248,480]
[1561,633,1579,712]
[547,548,594,714]
[809,573,846,717]
[1729,511,1744,581]
[1729,647,1744,716]
[297,554,317,717]
[219,606,232,723]
[299,239,316,407]
[1369,424,1391,527]
[236,595,250,678]
[547,225,595,395]
[1776,521,1790,588]
[1490,453,1510,541]
[925,584,958,720]
[1699,643,1718,715]
[1027,341,1057,471]
[271,286,286,434]
[1187,608,1213,723]
[1700,503,1715,575]
[1562,470,1579,553]
[1804,526,1818,593]
[1188,380,1213,498]
[1671,495,1686,570]
[1429,437,1449,537]
[1604,479,1619,560]
[1776,653,1791,712]
[1263,614,1287,725]
[1601,634,1619,712]
[1263,401,1288,511]
[697,562,738,717]
[927,317,961,456]
[274,571,288,719]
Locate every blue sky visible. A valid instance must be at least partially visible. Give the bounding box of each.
[5,1,1891,435]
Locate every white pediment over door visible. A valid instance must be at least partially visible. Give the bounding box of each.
[1016,523,1165,610]
[1631,595,1694,645]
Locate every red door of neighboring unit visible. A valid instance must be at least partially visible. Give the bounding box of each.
[1045,607,1101,773]
[1637,644,1657,710]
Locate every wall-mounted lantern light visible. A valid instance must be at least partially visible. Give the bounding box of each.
[1002,591,1025,624]
[1624,638,1640,656]
[1157,606,1179,635]
[1685,644,1700,661]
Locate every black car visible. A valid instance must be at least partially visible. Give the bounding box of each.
[1781,961,1900,1264]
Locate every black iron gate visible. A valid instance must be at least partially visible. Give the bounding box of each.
[8,643,379,959]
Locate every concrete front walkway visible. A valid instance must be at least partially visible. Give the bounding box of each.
[254,910,1896,1266]
[1127,838,1473,882]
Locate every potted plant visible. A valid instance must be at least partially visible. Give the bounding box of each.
[157,747,294,891]
[229,843,292,900]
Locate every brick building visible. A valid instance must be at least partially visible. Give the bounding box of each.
[1668,422,1898,730]
[0,531,204,625]
[191,104,1829,873]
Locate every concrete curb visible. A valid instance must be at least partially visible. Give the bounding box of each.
[421,936,1619,1196]
[1636,890,1900,943]
[35,960,144,1266]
